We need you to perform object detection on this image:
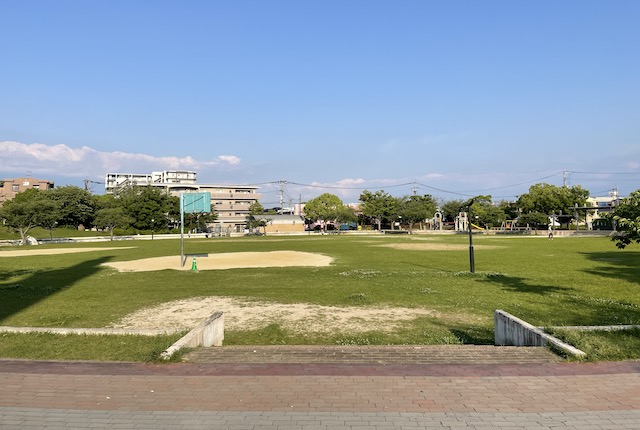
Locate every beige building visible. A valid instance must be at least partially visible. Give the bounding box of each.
[0,177,55,205]
[199,184,262,231]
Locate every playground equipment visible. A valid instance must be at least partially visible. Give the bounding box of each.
[431,210,443,230]
[455,212,468,232]
[455,212,484,232]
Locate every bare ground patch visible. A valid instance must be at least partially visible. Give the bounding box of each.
[101,251,333,272]
[109,296,445,334]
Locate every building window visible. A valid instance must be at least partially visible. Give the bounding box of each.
[12,185,19,191]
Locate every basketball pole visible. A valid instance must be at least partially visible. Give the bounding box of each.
[180,193,185,267]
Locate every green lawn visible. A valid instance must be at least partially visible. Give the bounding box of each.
[1,233,639,361]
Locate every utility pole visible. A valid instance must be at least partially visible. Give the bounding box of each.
[277,180,286,211]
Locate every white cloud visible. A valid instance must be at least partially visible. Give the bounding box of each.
[0,141,241,179]
[217,155,241,165]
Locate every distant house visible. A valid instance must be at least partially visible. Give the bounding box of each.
[251,214,306,234]
[0,177,54,206]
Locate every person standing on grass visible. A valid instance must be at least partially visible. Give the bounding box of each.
[548,224,553,240]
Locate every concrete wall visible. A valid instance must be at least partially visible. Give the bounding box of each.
[161,311,224,359]
[494,310,548,346]
[494,310,586,358]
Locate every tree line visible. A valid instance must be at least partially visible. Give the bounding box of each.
[0,185,215,243]
[3,182,640,249]
[300,183,593,232]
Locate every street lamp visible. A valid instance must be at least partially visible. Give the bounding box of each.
[462,198,475,273]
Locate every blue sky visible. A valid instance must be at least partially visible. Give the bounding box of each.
[1,1,639,206]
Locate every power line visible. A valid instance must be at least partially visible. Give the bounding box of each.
[253,169,634,203]
[464,172,563,193]
[570,170,640,175]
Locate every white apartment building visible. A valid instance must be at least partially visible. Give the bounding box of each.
[105,170,197,193]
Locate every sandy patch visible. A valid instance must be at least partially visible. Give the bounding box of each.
[102,251,333,272]
[109,296,439,333]
[0,247,135,257]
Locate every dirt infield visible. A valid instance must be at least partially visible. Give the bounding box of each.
[102,251,333,272]
[109,296,443,333]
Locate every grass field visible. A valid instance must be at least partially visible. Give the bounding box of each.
[1,233,639,361]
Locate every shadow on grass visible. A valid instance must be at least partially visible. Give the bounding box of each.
[480,273,568,295]
[0,257,112,323]
[449,327,494,345]
[580,250,640,285]
[482,271,640,326]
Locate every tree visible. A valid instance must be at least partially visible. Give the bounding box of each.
[359,190,397,230]
[469,195,506,229]
[184,212,218,233]
[0,189,58,244]
[517,183,589,219]
[248,201,265,215]
[397,194,437,232]
[241,201,267,234]
[116,186,178,231]
[94,207,133,240]
[498,200,520,221]
[39,199,63,239]
[334,205,358,226]
[440,199,466,223]
[48,186,96,229]
[304,193,345,231]
[608,190,640,248]
[517,211,549,229]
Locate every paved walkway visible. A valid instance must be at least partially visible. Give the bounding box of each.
[1,345,640,429]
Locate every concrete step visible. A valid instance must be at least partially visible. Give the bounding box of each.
[183,344,561,365]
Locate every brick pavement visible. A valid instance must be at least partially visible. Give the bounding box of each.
[1,345,640,429]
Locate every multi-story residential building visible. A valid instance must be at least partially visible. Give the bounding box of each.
[105,170,197,194]
[585,189,620,229]
[0,177,55,205]
[201,184,261,231]
[104,171,261,231]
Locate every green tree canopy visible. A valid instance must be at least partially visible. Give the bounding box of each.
[517,183,589,215]
[304,193,345,229]
[608,190,640,248]
[359,190,397,230]
[517,211,549,228]
[94,207,133,240]
[334,204,358,225]
[248,201,265,215]
[469,195,506,228]
[116,186,179,231]
[47,185,96,228]
[440,199,466,222]
[0,189,58,244]
[397,194,437,231]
